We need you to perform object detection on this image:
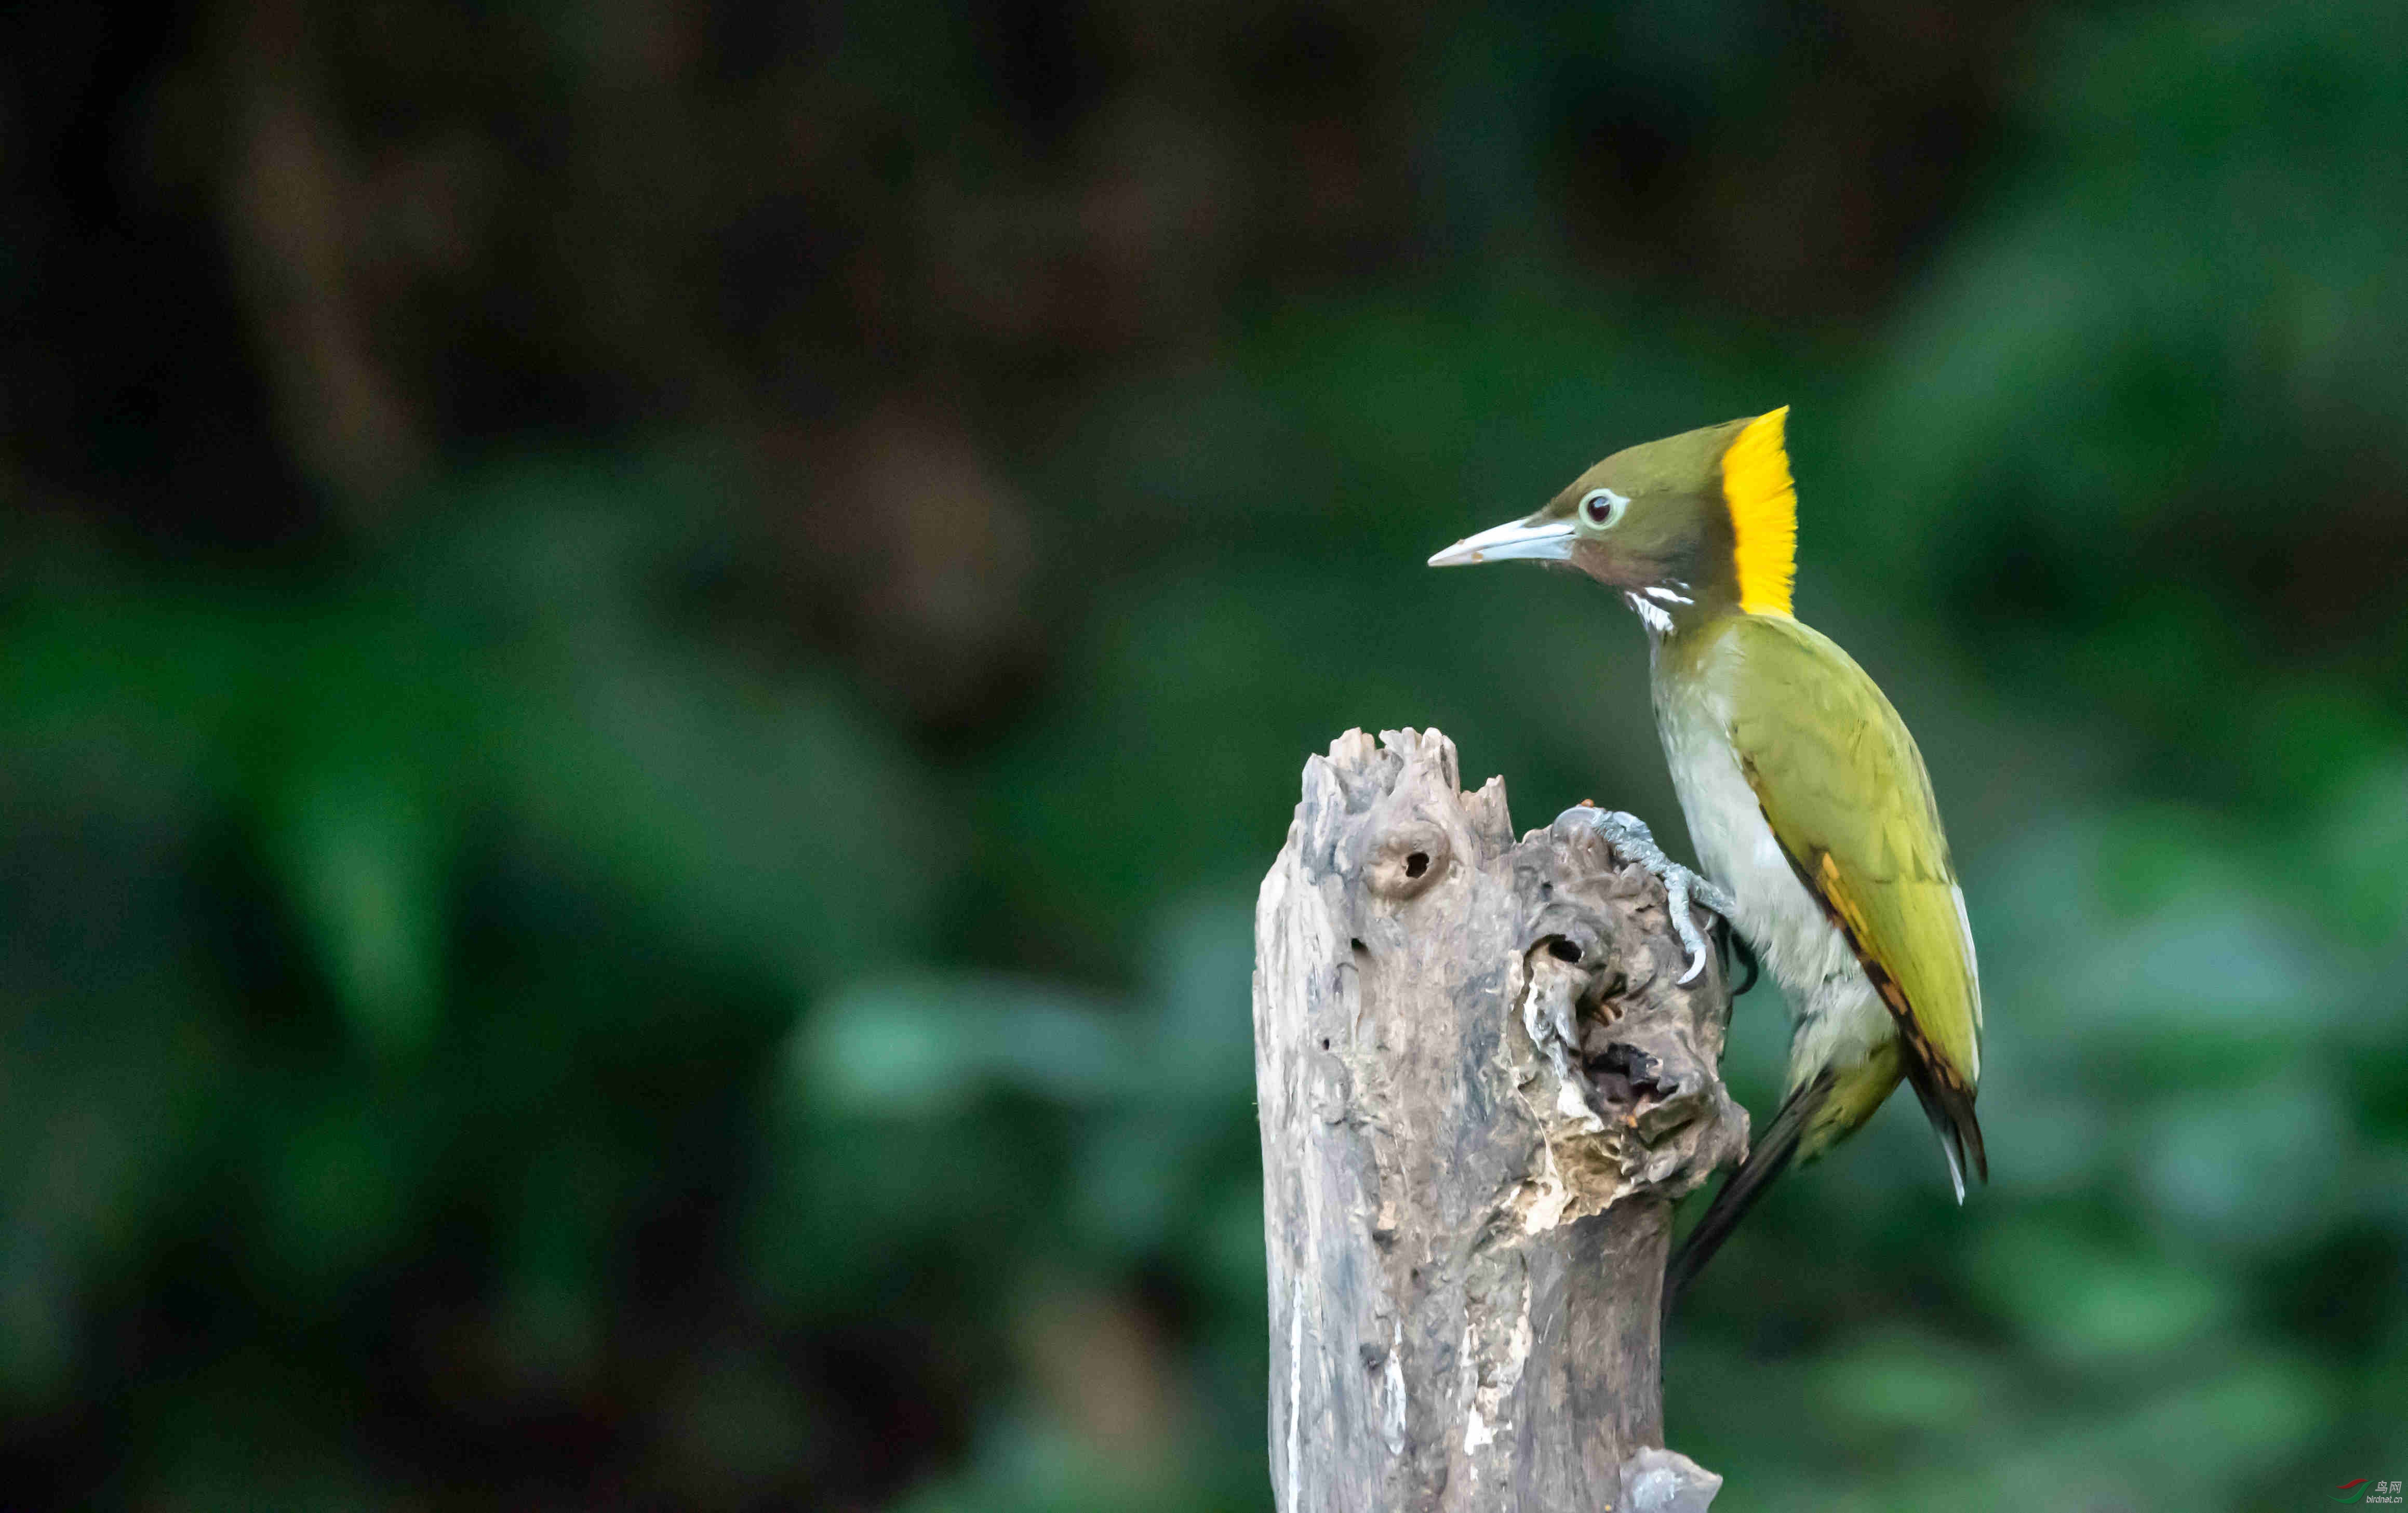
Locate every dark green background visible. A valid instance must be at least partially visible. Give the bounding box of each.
[3,1,2404,1507]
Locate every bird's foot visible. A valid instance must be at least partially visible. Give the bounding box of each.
[1562,806,1735,986]
[1722,925,1760,996]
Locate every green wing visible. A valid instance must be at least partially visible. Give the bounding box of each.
[1716,614,1986,1176]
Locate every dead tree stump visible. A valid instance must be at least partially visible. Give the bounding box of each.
[1254,728,1746,1512]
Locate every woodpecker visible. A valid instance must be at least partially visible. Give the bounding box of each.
[1429,408,1985,1305]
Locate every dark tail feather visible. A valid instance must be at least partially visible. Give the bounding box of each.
[1896,1048,1987,1200]
[1664,1072,1830,1318]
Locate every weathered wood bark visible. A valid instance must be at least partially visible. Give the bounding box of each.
[1254,728,1746,1512]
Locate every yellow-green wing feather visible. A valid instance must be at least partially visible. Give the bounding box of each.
[1716,614,1985,1173]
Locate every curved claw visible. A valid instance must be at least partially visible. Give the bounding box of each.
[1662,868,1716,985]
[1562,807,1735,985]
[1723,924,1761,996]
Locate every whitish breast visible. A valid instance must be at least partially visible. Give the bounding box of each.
[1651,678,1878,1047]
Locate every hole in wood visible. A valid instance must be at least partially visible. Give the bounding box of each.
[1364,825,1447,898]
[1546,936,1583,963]
[1585,1041,1675,1107]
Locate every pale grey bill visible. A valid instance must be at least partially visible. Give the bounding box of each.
[1426,516,1576,568]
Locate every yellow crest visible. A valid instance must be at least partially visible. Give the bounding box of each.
[1722,406,1796,617]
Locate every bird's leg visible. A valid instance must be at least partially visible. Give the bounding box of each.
[1563,807,1736,986]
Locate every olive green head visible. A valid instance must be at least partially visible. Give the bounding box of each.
[1429,408,1796,619]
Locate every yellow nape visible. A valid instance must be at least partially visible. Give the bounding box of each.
[1722,406,1796,617]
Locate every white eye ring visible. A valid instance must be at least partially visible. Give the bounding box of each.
[1580,488,1629,528]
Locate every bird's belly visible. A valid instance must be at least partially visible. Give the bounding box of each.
[1656,706,1892,1086]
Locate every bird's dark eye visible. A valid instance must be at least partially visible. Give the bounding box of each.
[1581,488,1628,528]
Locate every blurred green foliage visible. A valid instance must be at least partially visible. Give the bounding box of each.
[4,0,2407,1508]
